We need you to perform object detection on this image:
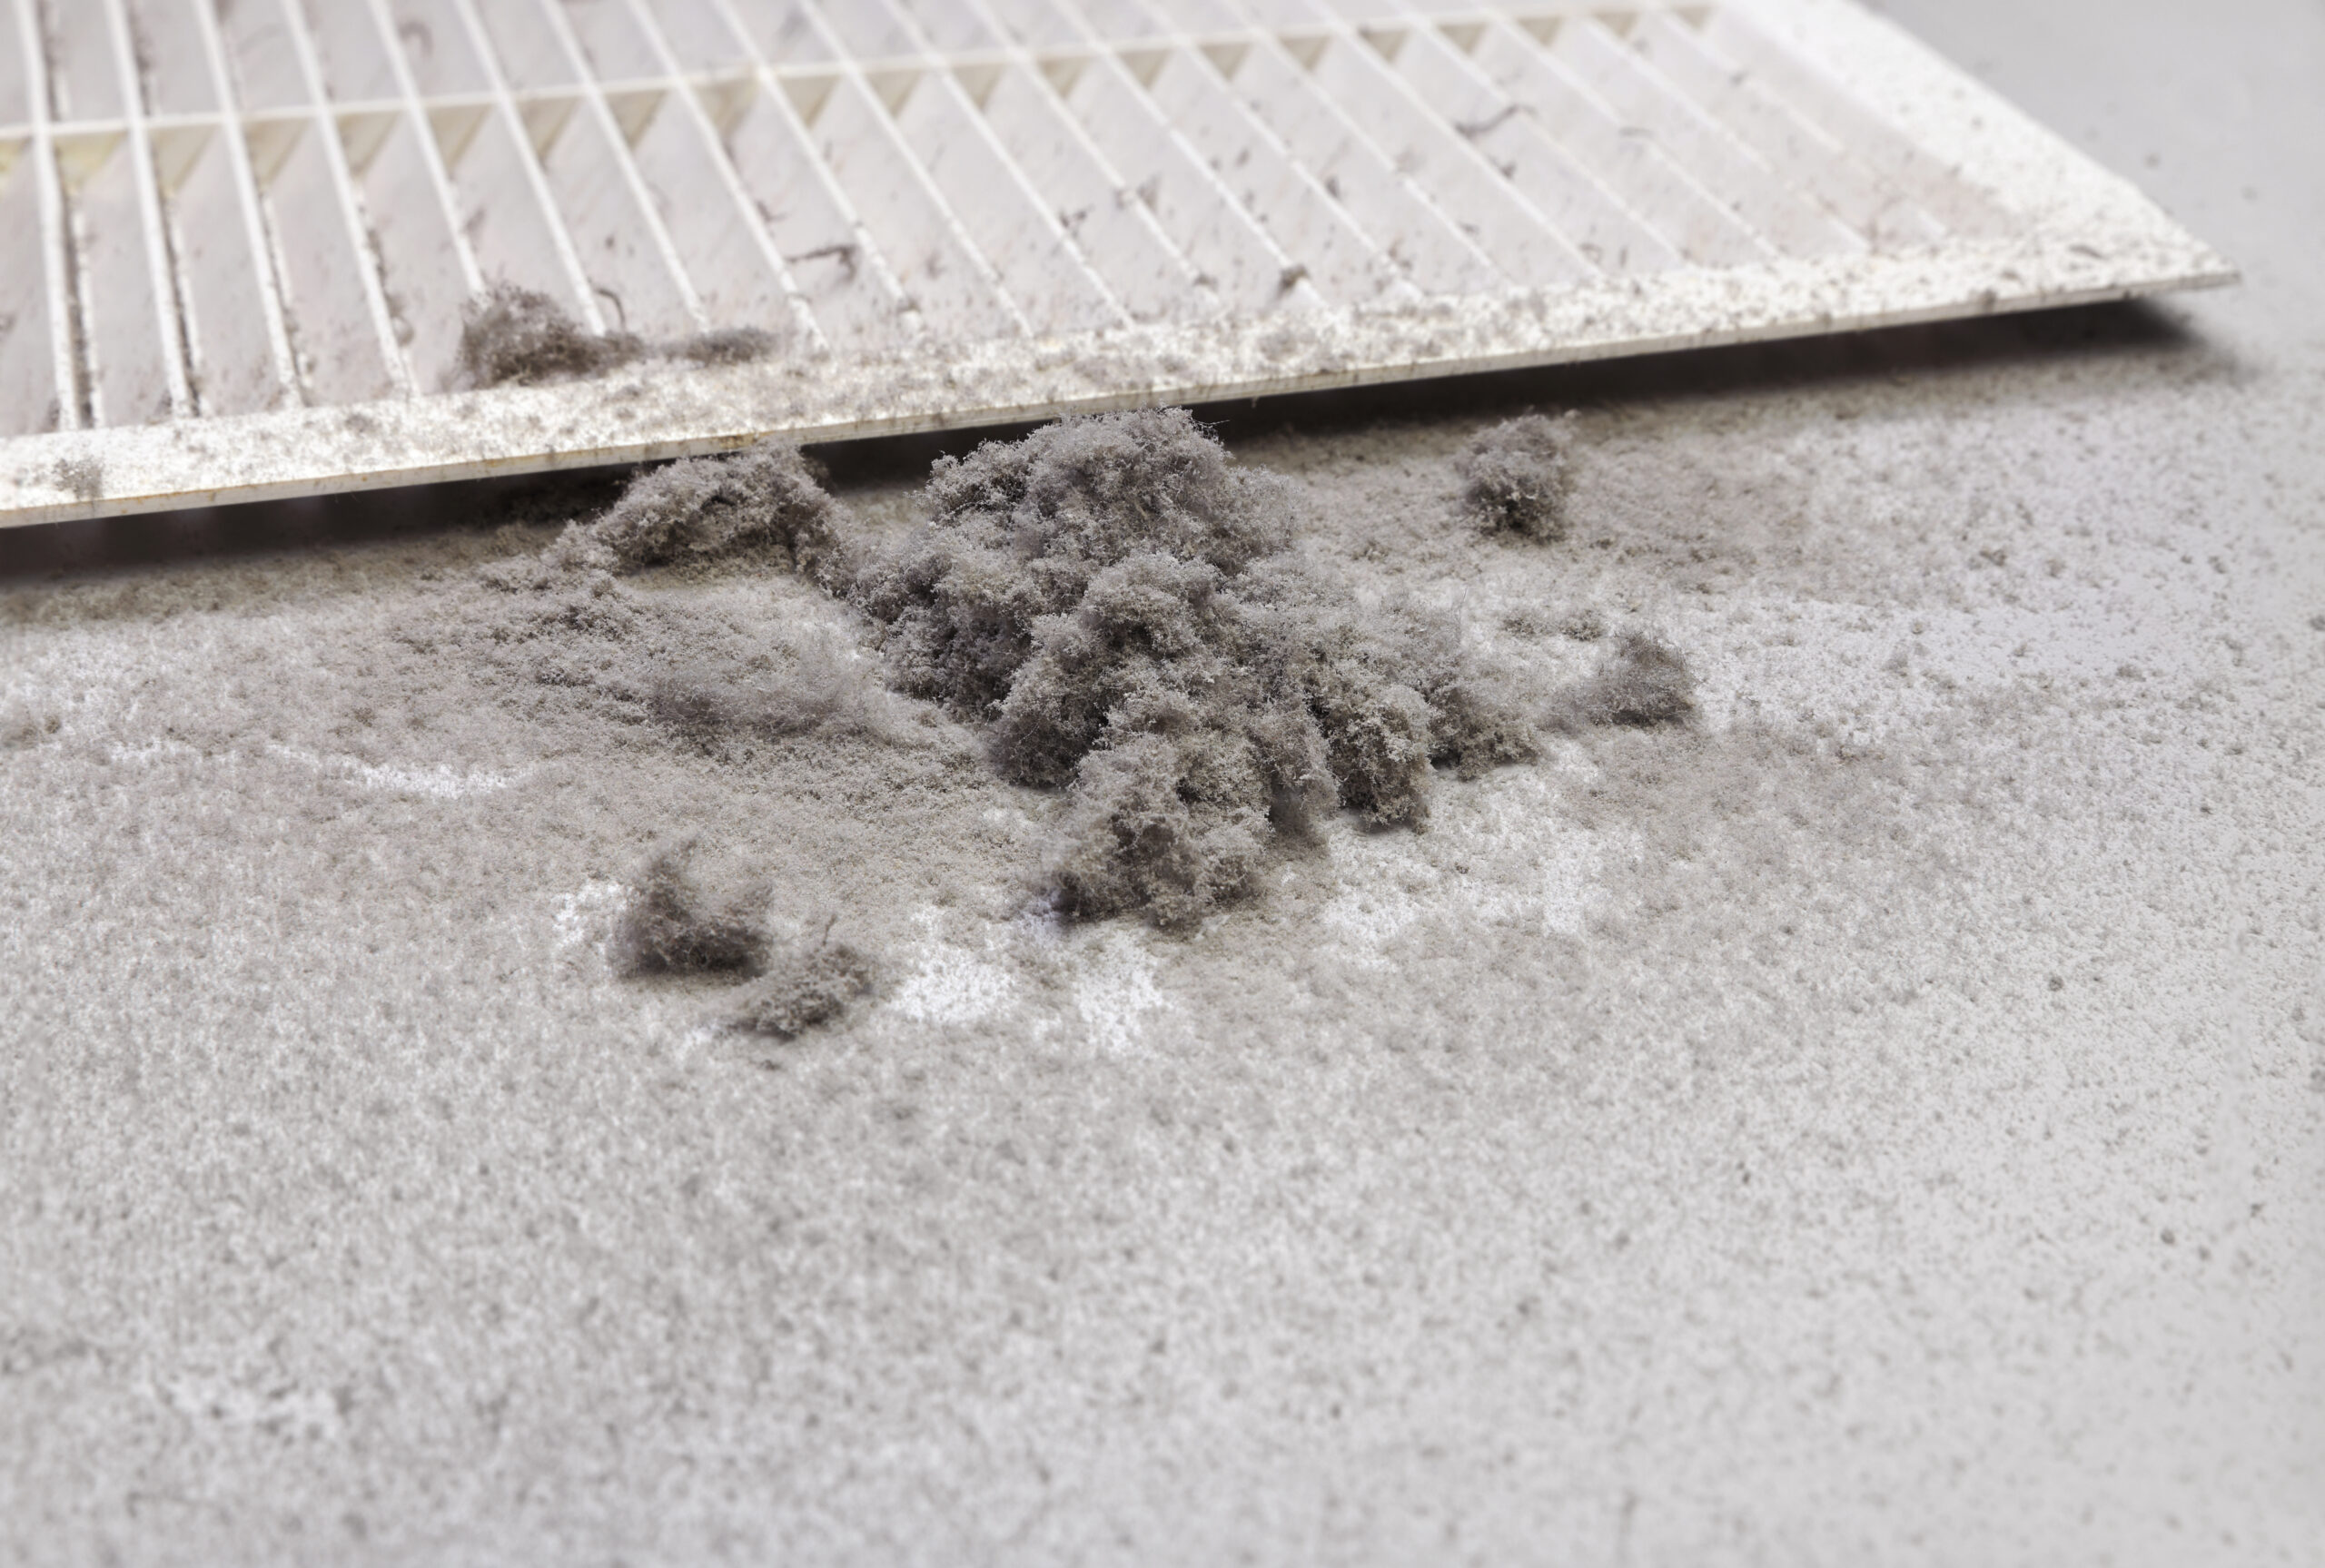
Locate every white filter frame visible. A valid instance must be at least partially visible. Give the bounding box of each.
[0,0,2232,528]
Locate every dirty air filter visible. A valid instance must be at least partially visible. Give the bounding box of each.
[0,0,2231,526]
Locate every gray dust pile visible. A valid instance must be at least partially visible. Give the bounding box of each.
[853,409,1545,927]
[456,409,1697,1025]
[547,438,847,583]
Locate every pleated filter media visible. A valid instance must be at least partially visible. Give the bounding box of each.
[0,0,2232,526]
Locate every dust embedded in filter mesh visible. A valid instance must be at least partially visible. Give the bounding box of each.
[454,284,779,390]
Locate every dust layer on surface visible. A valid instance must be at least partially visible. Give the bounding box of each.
[5,283,2321,1566]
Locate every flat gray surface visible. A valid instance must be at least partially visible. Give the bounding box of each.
[3,2,2321,1563]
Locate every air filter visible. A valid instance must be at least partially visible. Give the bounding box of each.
[0,0,2232,527]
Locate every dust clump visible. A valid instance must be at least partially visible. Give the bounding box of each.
[611,847,879,1036]
[611,843,767,978]
[552,439,845,580]
[1549,633,1697,731]
[458,282,645,389]
[1459,413,1576,540]
[856,408,1536,927]
[730,924,877,1038]
[460,442,908,762]
[456,286,787,390]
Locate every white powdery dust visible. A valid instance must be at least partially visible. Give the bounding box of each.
[1070,926,1172,1056]
[885,909,1018,1027]
[1535,831,1618,937]
[1684,593,2203,742]
[1320,769,1620,963]
[553,880,628,962]
[270,743,533,799]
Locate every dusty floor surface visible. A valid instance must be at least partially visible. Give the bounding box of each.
[5,1,2323,1563]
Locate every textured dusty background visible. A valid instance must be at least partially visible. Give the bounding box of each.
[4,1,2322,1563]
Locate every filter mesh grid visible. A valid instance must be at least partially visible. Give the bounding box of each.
[0,0,2232,525]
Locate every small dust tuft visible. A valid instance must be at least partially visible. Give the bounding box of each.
[456,289,783,389]
[1548,633,1697,731]
[1498,604,1558,639]
[458,282,645,389]
[1561,607,1608,642]
[730,925,877,1038]
[856,408,1537,927]
[610,843,767,978]
[1459,413,1577,540]
[554,439,845,581]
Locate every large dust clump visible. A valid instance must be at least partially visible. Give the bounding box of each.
[1459,412,1576,540]
[854,408,1538,927]
[462,416,1692,949]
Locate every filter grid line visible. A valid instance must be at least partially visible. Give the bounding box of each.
[0,0,2235,522]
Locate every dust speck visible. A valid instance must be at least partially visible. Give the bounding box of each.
[54,457,103,502]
